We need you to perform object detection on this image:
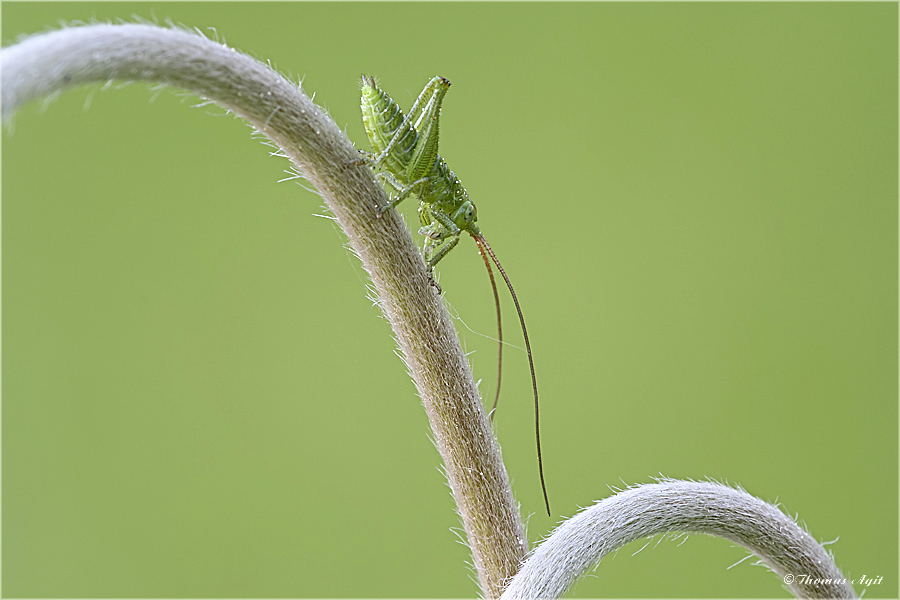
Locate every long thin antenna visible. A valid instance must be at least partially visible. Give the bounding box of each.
[474,237,503,420]
[473,233,550,516]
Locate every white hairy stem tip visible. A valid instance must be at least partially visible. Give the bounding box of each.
[1,23,527,598]
[501,480,856,599]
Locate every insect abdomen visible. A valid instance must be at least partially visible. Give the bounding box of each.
[360,76,417,177]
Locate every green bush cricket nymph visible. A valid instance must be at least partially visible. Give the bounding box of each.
[360,75,550,516]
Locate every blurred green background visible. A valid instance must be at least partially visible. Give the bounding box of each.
[2,2,896,598]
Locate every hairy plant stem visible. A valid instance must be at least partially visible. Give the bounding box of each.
[502,480,856,599]
[1,23,527,597]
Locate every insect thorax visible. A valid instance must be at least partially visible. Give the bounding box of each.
[430,160,471,209]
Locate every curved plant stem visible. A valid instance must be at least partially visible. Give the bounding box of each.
[500,480,856,599]
[1,23,527,598]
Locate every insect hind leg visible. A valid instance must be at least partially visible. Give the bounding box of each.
[371,76,448,171]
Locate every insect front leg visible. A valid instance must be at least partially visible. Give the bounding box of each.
[418,204,440,262]
[421,208,461,268]
[412,204,443,293]
[427,234,461,268]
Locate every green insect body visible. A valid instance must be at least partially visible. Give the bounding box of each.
[360,75,550,516]
[361,75,478,267]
